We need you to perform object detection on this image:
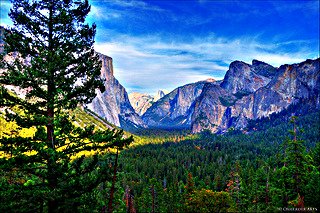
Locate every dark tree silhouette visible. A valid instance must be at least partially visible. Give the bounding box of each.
[0,0,132,211]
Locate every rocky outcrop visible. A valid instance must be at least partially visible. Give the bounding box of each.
[230,58,320,128]
[191,83,236,133]
[251,59,277,77]
[220,60,271,96]
[86,53,145,129]
[154,90,166,101]
[142,79,218,129]
[142,58,319,133]
[129,90,166,116]
[192,58,320,133]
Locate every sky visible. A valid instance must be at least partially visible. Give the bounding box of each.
[1,0,319,95]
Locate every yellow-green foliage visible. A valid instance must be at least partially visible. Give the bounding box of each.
[0,107,111,139]
[131,132,199,147]
[71,107,110,131]
[1,106,198,155]
[0,116,35,138]
[185,189,236,212]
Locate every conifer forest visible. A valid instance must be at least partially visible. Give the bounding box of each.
[0,0,319,212]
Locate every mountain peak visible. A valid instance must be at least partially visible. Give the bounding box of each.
[251,59,277,77]
[252,59,270,66]
[220,60,270,94]
[97,53,114,80]
[205,78,216,82]
[229,60,250,69]
[155,90,166,100]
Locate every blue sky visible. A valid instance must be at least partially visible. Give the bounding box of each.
[1,0,319,94]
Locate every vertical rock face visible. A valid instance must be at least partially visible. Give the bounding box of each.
[144,58,319,133]
[233,59,320,120]
[220,60,271,95]
[142,79,217,129]
[192,58,320,133]
[191,83,236,133]
[86,53,144,128]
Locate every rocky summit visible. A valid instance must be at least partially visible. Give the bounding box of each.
[143,59,319,133]
[86,53,145,129]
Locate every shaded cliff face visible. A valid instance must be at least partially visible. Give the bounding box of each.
[192,58,320,133]
[142,79,217,129]
[86,53,144,128]
[128,90,165,116]
[191,83,236,133]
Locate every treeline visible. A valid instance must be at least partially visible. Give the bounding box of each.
[118,112,320,212]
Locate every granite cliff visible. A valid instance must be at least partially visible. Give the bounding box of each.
[86,53,145,129]
[1,27,144,130]
[142,78,218,129]
[193,59,320,133]
[143,59,319,133]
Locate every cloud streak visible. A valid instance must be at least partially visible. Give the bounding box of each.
[1,0,318,95]
[94,33,316,94]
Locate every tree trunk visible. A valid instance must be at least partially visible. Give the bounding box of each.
[47,1,57,212]
[108,148,119,213]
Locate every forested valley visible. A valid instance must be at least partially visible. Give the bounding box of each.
[0,0,319,212]
[117,110,320,212]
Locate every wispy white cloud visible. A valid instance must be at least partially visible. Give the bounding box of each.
[94,33,314,94]
[89,5,121,20]
[90,0,165,12]
[271,0,319,14]
[0,1,13,27]
[106,0,164,12]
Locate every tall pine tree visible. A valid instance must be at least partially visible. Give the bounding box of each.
[280,116,308,207]
[0,0,133,211]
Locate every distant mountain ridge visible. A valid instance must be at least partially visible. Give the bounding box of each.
[143,59,320,133]
[142,78,219,129]
[2,24,318,133]
[129,90,166,116]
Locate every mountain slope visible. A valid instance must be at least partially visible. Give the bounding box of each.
[192,58,319,133]
[142,78,217,129]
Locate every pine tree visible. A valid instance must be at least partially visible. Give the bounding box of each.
[280,116,308,207]
[0,0,133,211]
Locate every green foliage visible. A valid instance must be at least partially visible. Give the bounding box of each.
[278,117,312,207]
[0,0,133,211]
[185,189,235,213]
[118,112,319,212]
